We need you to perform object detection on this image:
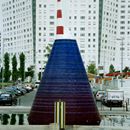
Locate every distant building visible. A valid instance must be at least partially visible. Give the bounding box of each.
[1,0,36,71]
[0,32,2,69]
[36,0,100,81]
[99,0,118,73]
[115,0,130,71]
[1,0,130,81]
[100,0,130,73]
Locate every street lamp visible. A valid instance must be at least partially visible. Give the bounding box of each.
[117,37,124,87]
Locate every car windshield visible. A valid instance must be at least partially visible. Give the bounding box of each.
[0,94,10,97]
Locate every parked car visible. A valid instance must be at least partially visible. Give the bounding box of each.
[4,87,18,96]
[5,86,22,96]
[0,93,17,106]
[35,82,40,88]
[17,87,27,95]
[25,86,33,92]
[95,90,106,101]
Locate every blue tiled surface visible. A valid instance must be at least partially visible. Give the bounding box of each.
[28,39,101,125]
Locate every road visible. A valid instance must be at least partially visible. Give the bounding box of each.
[17,89,37,106]
[17,88,130,113]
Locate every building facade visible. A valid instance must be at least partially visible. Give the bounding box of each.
[115,0,130,71]
[2,0,130,81]
[1,0,36,71]
[99,0,118,73]
[36,0,99,80]
[0,32,2,69]
[99,0,130,73]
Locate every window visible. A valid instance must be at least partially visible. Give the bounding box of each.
[39,4,42,8]
[80,27,85,31]
[81,50,85,53]
[39,27,41,30]
[120,32,125,35]
[50,16,54,19]
[80,33,85,36]
[74,33,77,36]
[50,33,54,36]
[50,22,54,25]
[80,16,85,19]
[121,16,125,19]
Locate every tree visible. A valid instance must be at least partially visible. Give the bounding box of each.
[0,68,3,80]
[19,52,25,81]
[44,44,52,58]
[123,66,129,72]
[4,53,11,82]
[25,66,34,78]
[12,55,18,81]
[43,44,53,67]
[109,64,115,73]
[87,64,97,74]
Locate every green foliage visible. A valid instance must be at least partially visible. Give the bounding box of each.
[44,44,53,58]
[38,72,42,80]
[0,68,3,80]
[4,53,11,82]
[43,44,53,67]
[2,114,10,125]
[10,114,16,125]
[87,64,97,74]
[12,55,18,81]
[25,66,34,78]
[123,66,129,72]
[109,64,115,73]
[19,52,25,81]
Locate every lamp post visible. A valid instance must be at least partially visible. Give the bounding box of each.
[117,38,124,87]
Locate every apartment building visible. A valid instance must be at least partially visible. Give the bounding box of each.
[0,32,2,69]
[1,0,36,71]
[100,0,130,73]
[115,0,130,71]
[2,0,130,80]
[99,0,118,73]
[36,0,99,80]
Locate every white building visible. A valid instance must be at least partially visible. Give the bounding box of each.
[0,32,2,69]
[100,0,130,73]
[2,0,130,81]
[99,0,119,73]
[1,0,36,71]
[115,0,130,71]
[36,0,100,80]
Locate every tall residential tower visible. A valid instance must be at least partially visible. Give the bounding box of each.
[1,0,36,70]
[36,0,99,80]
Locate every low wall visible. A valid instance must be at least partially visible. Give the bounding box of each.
[0,125,129,130]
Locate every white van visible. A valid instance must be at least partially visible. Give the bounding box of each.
[101,90,124,107]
